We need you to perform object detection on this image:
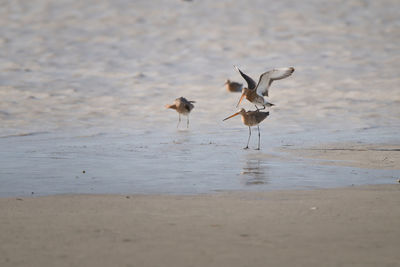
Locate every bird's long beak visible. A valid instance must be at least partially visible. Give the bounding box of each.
[236,93,245,108]
[223,111,240,121]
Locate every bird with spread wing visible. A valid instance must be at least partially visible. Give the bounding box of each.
[235,66,295,110]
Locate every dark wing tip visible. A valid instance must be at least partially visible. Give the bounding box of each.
[234,66,257,90]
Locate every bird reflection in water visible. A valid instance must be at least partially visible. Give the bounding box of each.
[240,158,269,185]
[172,129,192,145]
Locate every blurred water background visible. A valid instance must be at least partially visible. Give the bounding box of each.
[0,0,399,196]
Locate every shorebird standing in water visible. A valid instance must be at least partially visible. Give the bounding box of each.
[166,97,195,128]
[223,108,270,150]
[224,79,243,93]
[235,66,295,110]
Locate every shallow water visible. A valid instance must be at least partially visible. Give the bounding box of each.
[0,0,399,196]
[0,127,398,197]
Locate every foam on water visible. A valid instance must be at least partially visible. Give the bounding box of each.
[0,0,399,196]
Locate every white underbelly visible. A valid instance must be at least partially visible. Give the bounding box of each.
[253,97,265,106]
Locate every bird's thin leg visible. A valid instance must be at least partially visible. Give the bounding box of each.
[186,115,189,128]
[177,114,181,128]
[254,105,259,111]
[256,125,261,150]
[244,126,251,149]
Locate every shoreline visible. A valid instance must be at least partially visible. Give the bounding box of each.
[1,141,398,197]
[279,143,400,170]
[1,184,399,267]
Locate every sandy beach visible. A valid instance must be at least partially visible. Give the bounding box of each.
[1,142,399,267]
[1,184,399,267]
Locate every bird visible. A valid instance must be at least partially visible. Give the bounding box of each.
[224,79,243,93]
[235,66,295,110]
[223,108,269,150]
[165,97,195,128]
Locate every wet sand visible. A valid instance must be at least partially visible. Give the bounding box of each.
[1,184,399,267]
[281,143,400,170]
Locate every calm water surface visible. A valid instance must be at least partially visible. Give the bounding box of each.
[0,0,399,196]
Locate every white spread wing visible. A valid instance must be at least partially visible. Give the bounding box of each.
[255,67,294,97]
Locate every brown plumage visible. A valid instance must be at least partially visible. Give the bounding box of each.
[237,88,274,109]
[166,97,195,128]
[224,79,243,93]
[223,108,269,150]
